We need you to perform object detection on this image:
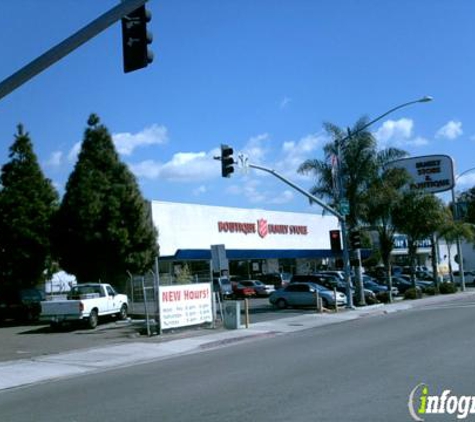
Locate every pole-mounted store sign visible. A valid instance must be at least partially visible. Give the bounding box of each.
[387,154,454,194]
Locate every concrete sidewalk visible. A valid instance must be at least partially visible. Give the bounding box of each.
[1,290,474,392]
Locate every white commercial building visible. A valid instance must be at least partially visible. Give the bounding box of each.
[150,200,341,282]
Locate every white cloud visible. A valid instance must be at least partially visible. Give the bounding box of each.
[226,180,294,205]
[193,185,207,196]
[435,120,463,140]
[279,97,292,109]
[128,160,161,179]
[67,142,81,163]
[226,179,266,204]
[268,190,294,204]
[45,151,63,167]
[113,124,168,156]
[129,149,220,182]
[374,118,413,144]
[51,180,62,192]
[405,136,429,147]
[242,133,270,164]
[276,133,326,178]
[373,118,431,148]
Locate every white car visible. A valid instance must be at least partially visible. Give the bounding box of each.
[269,282,347,309]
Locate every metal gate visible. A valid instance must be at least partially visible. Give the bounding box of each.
[126,271,159,320]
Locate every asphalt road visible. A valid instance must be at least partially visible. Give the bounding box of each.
[1,297,475,422]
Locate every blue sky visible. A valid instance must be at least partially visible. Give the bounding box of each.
[1,0,474,213]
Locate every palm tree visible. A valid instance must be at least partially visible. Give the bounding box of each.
[360,166,411,301]
[298,117,407,305]
[438,206,475,283]
[298,117,407,229]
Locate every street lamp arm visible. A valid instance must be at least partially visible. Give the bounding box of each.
[339,96,433,143]
[456,167,475,182]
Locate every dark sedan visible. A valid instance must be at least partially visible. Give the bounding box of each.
[0,288,45,322]
[391,276,425,294]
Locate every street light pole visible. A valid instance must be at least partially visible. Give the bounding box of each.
[336,96,433,147]
[334,96,433,305]
[451,187,466,291]
[451,167,475,291]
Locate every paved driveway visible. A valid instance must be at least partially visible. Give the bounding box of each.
[0,319,143,362]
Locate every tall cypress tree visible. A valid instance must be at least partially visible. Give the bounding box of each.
[0,125,59,289]
[52,114,158,289]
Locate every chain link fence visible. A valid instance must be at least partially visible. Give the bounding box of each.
[126,271,159,318]
[126,266,217,335]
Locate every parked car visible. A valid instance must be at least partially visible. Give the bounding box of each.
[401,267,435,282]
[315,270,346,281]
[239,280,275,297]
[390,276,424,294]
[231,282,256,299]
[291,274,377,304]
[398,275,433,291]
[453,271,475,285]
[213,277,233,299]
[269,282,347,309]
[0,288,45,322]
[358,275,399,296]
[311,274,349,292]
[255,273,291,289]
[290,274,337,285]
[41,283,128,329]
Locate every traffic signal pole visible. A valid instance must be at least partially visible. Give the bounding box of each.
[247,162,354,309]
[214,152,354,307]
[0,0,148,101]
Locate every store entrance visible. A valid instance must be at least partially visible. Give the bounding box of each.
[229,260,267,279]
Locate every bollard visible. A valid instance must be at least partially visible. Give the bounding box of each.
[244,298,250,328]
[334,287,338,313]
[315,290,322,313]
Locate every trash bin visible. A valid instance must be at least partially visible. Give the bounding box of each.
[223,301,241,329]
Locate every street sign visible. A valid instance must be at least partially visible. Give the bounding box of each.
[339,200,349,216]
[211,244,229,273]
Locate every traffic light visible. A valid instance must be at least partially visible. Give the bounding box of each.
[221,144,234,178]
[121,5,153,73]
[350,230,362,249]
[329,230,342,253]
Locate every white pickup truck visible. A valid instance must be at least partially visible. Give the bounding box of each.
[40,283,128,329]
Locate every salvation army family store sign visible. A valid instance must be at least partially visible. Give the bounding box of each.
[159,283,213,330]
[387,154,454,194]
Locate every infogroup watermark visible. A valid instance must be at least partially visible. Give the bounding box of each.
[408,383,475,420]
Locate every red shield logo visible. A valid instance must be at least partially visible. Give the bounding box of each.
[257,219,268,238]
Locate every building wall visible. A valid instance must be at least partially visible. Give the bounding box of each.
[151,200,340,256]
[461,242,475,271]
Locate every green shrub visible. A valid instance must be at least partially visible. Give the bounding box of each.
[424,286,437,296]
[376,291,391,303]
[439,282,457,294]
[366,294,380,305]
[404,288,422,300]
